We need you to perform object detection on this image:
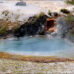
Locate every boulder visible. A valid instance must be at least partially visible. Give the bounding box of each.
[16,1,26,6]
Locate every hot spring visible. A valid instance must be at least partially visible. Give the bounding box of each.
[0,1,74,59]
[0,36,74,59]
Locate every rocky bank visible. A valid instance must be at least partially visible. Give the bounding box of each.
[14,13,48,37]
[57,15,74,42]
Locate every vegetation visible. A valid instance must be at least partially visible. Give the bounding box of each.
[0,26,7,35]
[48,10,51,16]
[69,29,74,36]
[28,12,46,23]
[36,12,45,18]
[67,0,74,5]
[64,14,74,36]
[64,14,74,22]
[2,10,9,16]
[0,19,20,36]
[60,9,70,14]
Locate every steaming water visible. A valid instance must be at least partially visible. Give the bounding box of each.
[0,36,74,59]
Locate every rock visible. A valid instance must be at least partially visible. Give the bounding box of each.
[16,1,26,6]
[14,14,48,37]
[57,16,74,43]
[45,18,56,33]
[57,17,71,38]
[60,9,70,14]
[53,12,59,17]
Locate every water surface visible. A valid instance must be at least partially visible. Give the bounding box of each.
[0,36,74,59]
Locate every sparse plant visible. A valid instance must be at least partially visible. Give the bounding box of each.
[69,29,74,36]
[48,10,51,16]
[64,14,74,36]
[2,10,9,16]
[33,12,45,21]
[64,14,74,22]
[37,12,45,18]
[0,26,7,35]
[66,0,74,5]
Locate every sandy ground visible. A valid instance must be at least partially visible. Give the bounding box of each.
[22,0,74,12]
[1,0,74,13]
[0,59,74,74]
[0,0,73,22]
[0,1,42,21]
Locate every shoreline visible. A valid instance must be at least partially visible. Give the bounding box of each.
[0,52,74,63]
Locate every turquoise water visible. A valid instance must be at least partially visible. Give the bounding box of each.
[0,36,74,59]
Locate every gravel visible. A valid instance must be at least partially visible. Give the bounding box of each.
[0,59,74,74]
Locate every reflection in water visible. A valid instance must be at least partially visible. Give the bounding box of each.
[0,36,74,59]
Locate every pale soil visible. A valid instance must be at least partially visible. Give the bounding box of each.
[26,0,74,12]
[3,0,74,12]
[22,0,74,12]
[0,0,73,23]
[0,59,74,74]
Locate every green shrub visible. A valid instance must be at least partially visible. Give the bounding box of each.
[67,0,74,5]
[2,10,9,16]
[37,12,45,18]
[64,14,74,22]
[69,30,74,36]
[60,9,70,14]
[34,12,46,21]
[0,26,7,35]
[48,10,51,16]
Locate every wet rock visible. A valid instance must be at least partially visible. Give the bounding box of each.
[57,17,71,38]
[57,16,74,42]
[14,14,48,37]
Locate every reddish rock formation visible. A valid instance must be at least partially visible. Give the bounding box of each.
[45,18,56,33]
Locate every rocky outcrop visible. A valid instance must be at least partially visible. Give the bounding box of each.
[45,18,56,33]
[57,17,71,38]
[0,13,57,38]
[0,12,57,38]
[14,14,48,37]
[57,16,74,42]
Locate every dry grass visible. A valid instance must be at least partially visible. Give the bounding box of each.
[0,20,20,30]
